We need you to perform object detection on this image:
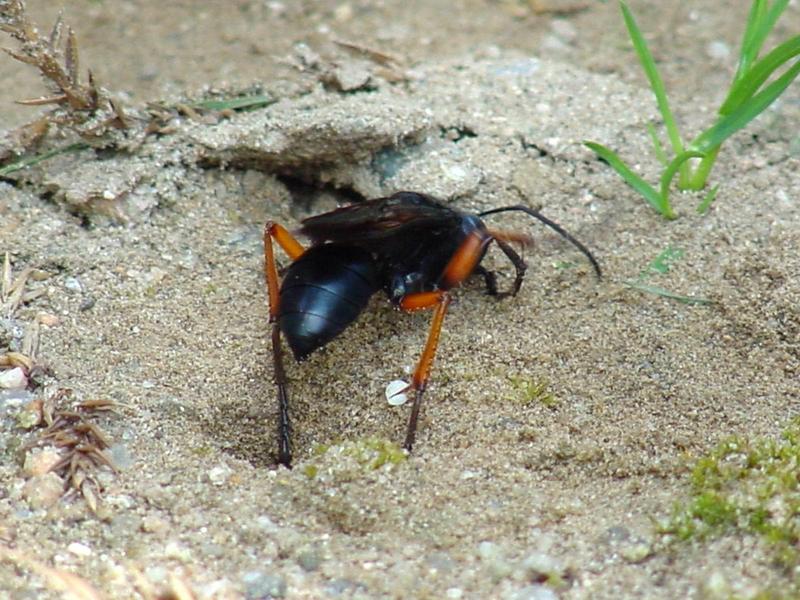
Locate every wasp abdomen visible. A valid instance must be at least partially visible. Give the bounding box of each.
[279,244,380,361]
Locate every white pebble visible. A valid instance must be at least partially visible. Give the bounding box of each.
[64,277,83,292]
[0,367,27,390]
[208,465,233,486]
[67,542,92,557]
[706,40,730,61]
[385,380,409,406]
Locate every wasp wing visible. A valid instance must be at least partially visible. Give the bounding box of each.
[299,192,463,245]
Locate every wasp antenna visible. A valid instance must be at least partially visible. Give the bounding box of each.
[479,205,602,279]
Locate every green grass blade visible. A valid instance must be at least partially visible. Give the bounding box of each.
[691,58,800,152]
[647,123,668,165]
[697,184,720,214]
[619,1,684,156]
[645,246,684,276]
[660,150,706,199]
[584,141,673,218]
[740,0,790,78]
[686,146,720,190]
[0,142,89,177]
[721,34,800,115]
[625,281,713,305]
[192,94,275,112]
[737,0,769,79]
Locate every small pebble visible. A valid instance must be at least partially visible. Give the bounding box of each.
[703,571,732,598]
[23,448,62,477]
[21,473,64,509]
[329,63,372,92]
[0,367,27,390]
[16,399,43,429]
[477,541,501,561]
[208,464,233,486]
[79,296,96,311]
[706,40,731,61]
[446,588,463,599]
[325,579,362,597]
[296,547,323,572]
[144,565,168,584]
[505,585,558,600]
[620,540,652,563]
[242,571,287,599]
[521,552,560,579]
[109,444,134,470]
[64,277,83,293]
[141,515,170,535]
[37,313,60,326]
[67,542,92,557]
[164,540,192,562]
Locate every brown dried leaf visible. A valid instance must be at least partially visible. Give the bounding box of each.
[21,319,39,360]
[333,39,401,67]
[14,117,50,149]
[2,46,37,65]
[0,351,34,370]
[80,480,98,513]
[79,398,118,412]
[16,94,68,106]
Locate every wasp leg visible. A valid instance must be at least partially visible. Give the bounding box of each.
[474,265,499,296]
[397,229,491,451]
[263,221,306,467]
[398,290,452,451]
[493,237,527,298]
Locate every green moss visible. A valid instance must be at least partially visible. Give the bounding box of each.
[661,418,800,591]
[507,376,557,407]
[344,438,406,470]
[301,437,406,478]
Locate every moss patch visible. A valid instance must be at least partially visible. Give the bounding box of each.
[660,418,800,594]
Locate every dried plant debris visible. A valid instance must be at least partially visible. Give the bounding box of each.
[0,0,132,162]
[1,253,54,391]
[22,389,119,512]
[1,251,49,319]
[132,569,199,600]
[288,40,408,92]
[0,546,104,600]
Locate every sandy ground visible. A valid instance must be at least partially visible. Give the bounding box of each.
[1,1,799,599]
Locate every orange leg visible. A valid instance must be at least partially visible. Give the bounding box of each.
[399,290,452,451]
[398,228,491,450]
[263,221,306,466]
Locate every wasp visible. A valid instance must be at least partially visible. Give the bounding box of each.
[263,191,601,466]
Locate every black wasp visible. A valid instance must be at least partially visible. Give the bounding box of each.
[263,191,601,466]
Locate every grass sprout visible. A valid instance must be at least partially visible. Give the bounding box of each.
[625,247,712,305]
[585,0,800,218]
